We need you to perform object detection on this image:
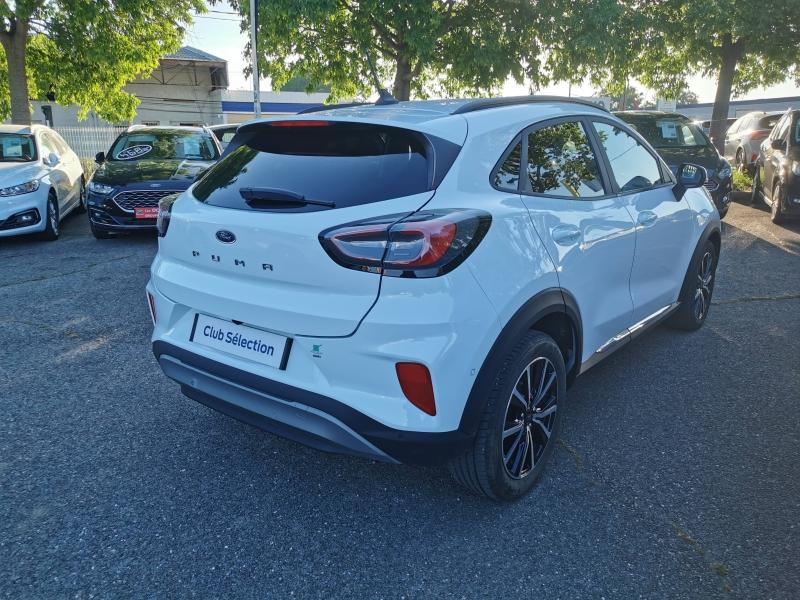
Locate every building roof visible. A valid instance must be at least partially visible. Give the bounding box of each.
[164,46,226,64]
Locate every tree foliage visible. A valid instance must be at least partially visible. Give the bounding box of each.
[627,0,800,149]
[228,0,559,101]
[0,0,206,124]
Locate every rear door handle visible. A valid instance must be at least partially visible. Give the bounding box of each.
[637,211,657,227]
[551,225,581,246]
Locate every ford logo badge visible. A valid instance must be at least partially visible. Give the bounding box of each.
[215,230,236,244]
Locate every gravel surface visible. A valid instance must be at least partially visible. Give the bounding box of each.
[1,197,798,599]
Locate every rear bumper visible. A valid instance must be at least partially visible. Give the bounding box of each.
[153,341,474,465]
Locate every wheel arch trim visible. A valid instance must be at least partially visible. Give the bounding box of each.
[458,287,582,436]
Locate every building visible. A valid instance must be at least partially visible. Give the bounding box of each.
[677,95,800,121]
[221,89,329,123]
[23,46,230,128]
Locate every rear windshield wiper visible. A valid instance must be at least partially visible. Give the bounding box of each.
[239,187,336,208]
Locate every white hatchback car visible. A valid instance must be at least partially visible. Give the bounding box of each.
[0,124,85,240]
[148,97,720,500]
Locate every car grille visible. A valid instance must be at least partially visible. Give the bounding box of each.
[703,180,719,192]
[113,190,181,212]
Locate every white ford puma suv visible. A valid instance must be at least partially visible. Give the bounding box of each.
[148,97,720,501]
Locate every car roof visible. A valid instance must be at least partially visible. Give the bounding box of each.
[0,123,51,135]
[125,125,209,134]
[615,110,692,122]
[239,96,611,145]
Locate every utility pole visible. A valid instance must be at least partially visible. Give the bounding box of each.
[250,0,261,118]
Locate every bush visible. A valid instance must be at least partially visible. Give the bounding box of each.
[732,169,752,192]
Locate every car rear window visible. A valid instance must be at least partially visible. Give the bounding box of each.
[192,121,460,212]
[758,115,781,130]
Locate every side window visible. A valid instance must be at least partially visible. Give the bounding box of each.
[492,138,521,191]
[51,132,70,155]
[39,133,58,157]
[773,115,790,142]
[524,121,605,198]
[592,122,663,193]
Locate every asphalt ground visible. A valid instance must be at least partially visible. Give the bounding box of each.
[1,196,798,599]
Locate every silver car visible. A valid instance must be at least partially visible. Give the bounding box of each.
[724,111,782,172]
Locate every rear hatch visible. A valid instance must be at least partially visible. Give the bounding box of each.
[153,117,465,337]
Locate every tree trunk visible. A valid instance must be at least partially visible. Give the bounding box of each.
[392,55,412,101]
[710,37,743,154]
[0,20,32,125]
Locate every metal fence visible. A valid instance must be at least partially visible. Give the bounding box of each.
[54,125,126,177]
[54,125,125,160]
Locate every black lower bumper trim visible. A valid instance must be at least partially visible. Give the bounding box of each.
[152,341,473,465]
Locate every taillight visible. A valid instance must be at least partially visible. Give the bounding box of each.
[751,130,769,140]
[156,194,178,238]
[319,209,491,278]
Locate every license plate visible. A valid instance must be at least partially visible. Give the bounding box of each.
[189,314,292,370]
[134,206,159,219]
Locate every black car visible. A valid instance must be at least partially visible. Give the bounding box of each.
[752,109,800,224]
[86,126,221,239]
[616,111,733,218]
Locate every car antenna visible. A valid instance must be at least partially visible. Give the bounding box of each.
[364,50,398,106]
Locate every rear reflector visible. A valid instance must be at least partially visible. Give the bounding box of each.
[147,292,157,324]
[396,362,436,416]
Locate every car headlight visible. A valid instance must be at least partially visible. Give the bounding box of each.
[87,181,114,195]
[0,180,40,196]
[718,163,732,180]
[792,161,800,177]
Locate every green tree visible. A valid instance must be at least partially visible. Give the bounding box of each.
[228,0,555,101]
[676,89,699,105]
[598,84,648,111]
[631,1,800,151]
[0,0,206,125]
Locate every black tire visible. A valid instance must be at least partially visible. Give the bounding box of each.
[90,222,113,239]
[667,240,717,331]
[770,181,786,225]
[750,168,762,206]
[40,194,59,241]
[74,177,87,213]
[448,331,565,501]
[735,148,745,172]
[718,205,728,219]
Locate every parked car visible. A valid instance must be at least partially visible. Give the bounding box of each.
[617,111,732,217]
[751,109,800,223]
[724,111,783,173]
[208,124,238,152]
[147,96,720,500]
[86,125,221,239]
[0,124,85,240]
[695,117,737,137]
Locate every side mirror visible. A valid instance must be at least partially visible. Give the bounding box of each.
[95,151,105,164]
[770,138,785,151]
[673,163,707,200]
[43,152,59,167]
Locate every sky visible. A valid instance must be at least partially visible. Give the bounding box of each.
[186,8,799,103]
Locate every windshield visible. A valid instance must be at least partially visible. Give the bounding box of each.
[109,130,218,161]
[0,133,37,162]
[623,117,709,149]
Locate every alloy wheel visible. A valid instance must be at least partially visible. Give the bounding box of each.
[502,356,558,479]
[693,250,714,321]
[48,198,59,235]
